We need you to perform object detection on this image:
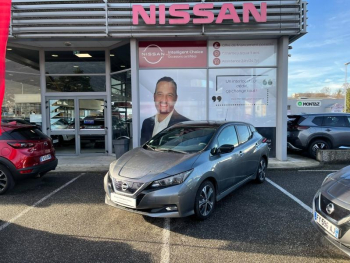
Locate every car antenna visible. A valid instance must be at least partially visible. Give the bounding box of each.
[225,108,228,121]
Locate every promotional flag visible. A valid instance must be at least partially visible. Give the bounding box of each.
[0,0,12,132]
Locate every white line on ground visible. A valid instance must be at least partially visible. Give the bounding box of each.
[298,170,339,172]
[160,218,171,263]
[266,178,312,214]
[0,173,85,232]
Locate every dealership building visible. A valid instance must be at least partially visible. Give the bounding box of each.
[4,0,307,160]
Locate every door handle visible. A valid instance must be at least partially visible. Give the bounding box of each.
[325,129,331,132]
[255,143,258,147]
[239,151,244,157]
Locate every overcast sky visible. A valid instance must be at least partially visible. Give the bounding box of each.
[288,0,350,96]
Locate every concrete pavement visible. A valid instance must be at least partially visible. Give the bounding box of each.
[55,153,320,173]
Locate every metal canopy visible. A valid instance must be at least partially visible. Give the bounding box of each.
[9,0,307,42]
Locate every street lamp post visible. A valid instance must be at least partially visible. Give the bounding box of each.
[345,62,350,113]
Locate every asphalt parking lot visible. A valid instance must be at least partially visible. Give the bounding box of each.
[1,165,350,263]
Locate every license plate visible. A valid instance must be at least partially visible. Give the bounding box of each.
[314,212,340,239]
[53,139,59,143]
[110,193,136,208]
[40,154,51,162]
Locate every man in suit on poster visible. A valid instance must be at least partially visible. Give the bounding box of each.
[141,76,190,144]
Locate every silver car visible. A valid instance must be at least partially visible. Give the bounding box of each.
[104,121,269,219]
[312,165,350,256]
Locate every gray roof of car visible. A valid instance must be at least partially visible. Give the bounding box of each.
[300,113,350,116]
[171,120,253,127]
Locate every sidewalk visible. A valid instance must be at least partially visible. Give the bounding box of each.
[55,153,320,173]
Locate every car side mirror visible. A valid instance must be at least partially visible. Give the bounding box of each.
[210,147,220,156]
[218,144,235,153]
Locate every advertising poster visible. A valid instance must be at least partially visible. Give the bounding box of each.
[139,69,207,144]
[139,41,208,144]
[208,40,277,67]
[209,68,276,156]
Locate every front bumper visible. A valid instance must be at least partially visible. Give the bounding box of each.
[104,173,195,218]
[312,192,350,256]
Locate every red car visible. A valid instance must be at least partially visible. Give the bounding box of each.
[0,123,58,194]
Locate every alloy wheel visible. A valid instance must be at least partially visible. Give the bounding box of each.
[0,170,8,192]
[258,159,266,181]
[198,185,214,217]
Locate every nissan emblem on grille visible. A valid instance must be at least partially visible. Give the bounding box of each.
[122,182,129,191]
[326,203,335,215]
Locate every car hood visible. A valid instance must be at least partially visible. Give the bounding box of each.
[110,147,200,181]
[322,165,350,206]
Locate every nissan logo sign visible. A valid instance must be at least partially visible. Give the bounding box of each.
[122,182,129,191]
[326,203,335,215]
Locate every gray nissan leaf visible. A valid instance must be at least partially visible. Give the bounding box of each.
[312,165,350,256]
[104,121,269,220]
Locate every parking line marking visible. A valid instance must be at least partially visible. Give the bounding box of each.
[298,170,339,172]
[0,173,85,232]
[266,178,312,214]
[160,218,170,263]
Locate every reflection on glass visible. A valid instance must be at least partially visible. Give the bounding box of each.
[45,50,105,74]
[4,48,41,126]
[49,99,75,130]
[51,134,76,155]
[46,75,106,92]
[111,71,131,142]
[110,44,130,73]
[79,99,105,130]
[80,135,105,153]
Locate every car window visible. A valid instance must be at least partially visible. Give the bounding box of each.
[311,116,323,126]
[322,116,347,127]
[217,126,238,147]
[0,132,12,140]
[235,125,250,144]
[346,117,350,127]
[8,128,48,140]
[147,126,217,153]
[249,125,256,132]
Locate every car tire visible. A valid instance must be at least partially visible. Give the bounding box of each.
[308,140,330,159]
[0,164,15,195]
[194,180,216,220]
[255,158,267,184]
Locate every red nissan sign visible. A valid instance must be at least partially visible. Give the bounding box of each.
[133,2,267,25]
[0,0,12,130]
[139,41,207,68]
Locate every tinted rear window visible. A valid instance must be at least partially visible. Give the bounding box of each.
[311,116,323,126]
[9,128,48,140]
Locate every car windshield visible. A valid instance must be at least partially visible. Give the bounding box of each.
[145,126,217,153]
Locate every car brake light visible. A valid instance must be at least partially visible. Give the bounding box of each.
[7,142,35,148]
[262,138,268,143]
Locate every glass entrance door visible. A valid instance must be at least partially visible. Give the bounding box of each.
[78,98,107,154]
[47,97,107,155]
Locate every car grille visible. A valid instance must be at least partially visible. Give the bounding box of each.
[112,179,143,195]
[320,195,350,221]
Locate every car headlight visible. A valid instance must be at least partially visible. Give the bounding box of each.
[151,169,193,188]
[322,172,334,185]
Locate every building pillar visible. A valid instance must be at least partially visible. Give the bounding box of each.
[105,48,113,155]
[276,36,289,161]
[39,49,47,134]
[130,39,140,148]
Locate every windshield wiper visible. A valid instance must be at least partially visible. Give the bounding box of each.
[143,144,155,151]
[159,148,187,154]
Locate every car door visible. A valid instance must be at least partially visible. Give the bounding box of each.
[235,124,259,179]
[321,116,350,148]
[212,125,240,192]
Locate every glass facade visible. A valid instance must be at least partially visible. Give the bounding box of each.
[3,47,41,126]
